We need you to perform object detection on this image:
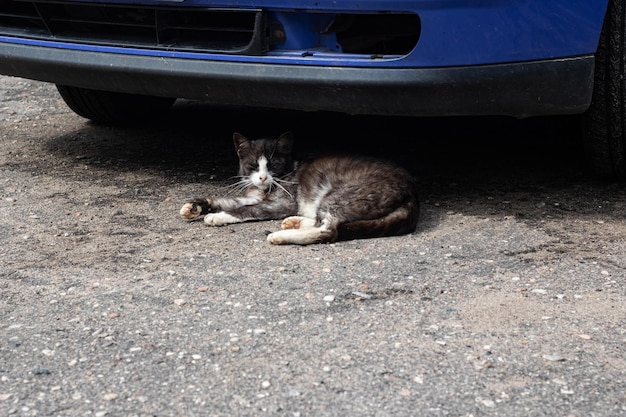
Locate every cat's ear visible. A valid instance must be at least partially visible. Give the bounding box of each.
[276,131,293,154]
[233,132,250,157]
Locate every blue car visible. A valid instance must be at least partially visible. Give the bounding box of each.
[0,0,622,178]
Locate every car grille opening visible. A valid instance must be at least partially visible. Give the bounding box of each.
[329,14,420,55]
[0,1,268,54]
[0,1,420,58]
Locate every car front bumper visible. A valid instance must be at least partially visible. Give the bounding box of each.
[0,41,594,118]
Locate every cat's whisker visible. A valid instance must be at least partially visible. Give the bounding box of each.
[276,178,298,185]
[224,175,244,184]
[227,186,249,196]
[224,178,251,195]
[272,180,295,200]
[228,179,249,189]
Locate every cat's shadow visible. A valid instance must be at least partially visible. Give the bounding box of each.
[42,99,614,230]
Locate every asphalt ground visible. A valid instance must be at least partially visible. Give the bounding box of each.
[1,75,625,417]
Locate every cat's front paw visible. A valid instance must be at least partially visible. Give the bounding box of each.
[204,212,241,226]
[180,198,211,220]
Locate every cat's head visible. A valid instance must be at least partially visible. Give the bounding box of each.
[233,131,294,191]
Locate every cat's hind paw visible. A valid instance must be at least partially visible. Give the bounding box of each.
[267,227,327,245]
[281,216,316,230]
[180,198,211,220]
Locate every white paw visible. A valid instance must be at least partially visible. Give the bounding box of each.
[204,212,240,226]
[266,228,323,245]
[267,232,280,244]
[267,230,289,245]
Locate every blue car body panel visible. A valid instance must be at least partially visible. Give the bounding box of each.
[0,0,611,117]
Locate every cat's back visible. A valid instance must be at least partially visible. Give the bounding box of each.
[294,154,419,236]
[298,154,415,186]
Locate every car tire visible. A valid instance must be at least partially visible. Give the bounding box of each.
[582,0,626,181]
[56,85,176,124]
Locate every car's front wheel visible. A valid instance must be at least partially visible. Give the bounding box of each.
[56,85,176,124]
[582,0,626,181]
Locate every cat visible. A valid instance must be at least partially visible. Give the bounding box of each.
[180,131,419,245]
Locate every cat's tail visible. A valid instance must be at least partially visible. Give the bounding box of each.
[337,197,420,241]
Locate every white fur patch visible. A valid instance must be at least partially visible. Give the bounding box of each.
[298,184,331,218]
[204,212,241,226]
[250,156,272,189]
[236,196,264,206]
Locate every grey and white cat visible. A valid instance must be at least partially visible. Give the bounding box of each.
[180,132,419,245]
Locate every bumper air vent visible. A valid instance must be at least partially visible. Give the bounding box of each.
[0,1,268,54]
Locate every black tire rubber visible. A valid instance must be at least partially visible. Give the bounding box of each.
[56,85,176,124]
[582,0,626,181]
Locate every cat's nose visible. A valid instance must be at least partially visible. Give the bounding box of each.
[259,175,267,183]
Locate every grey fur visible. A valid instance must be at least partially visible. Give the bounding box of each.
[180,132,419,244]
